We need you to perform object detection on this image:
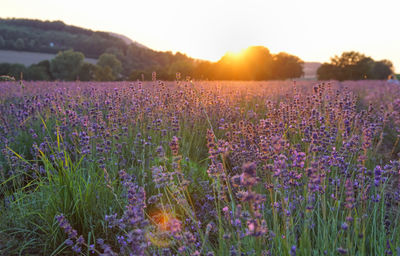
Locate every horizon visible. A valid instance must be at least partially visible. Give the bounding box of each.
[1,0,399,72]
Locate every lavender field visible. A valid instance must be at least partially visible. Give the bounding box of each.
[1,79,400,255]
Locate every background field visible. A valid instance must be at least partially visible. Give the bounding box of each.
[0,49,97,66]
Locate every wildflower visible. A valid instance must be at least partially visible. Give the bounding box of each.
[241,162,258,187]
[65,239,73,246]
[76,235,85,245]
[169,136,179,156]
[337,247,348,254]
[290,245,296,256]
[374,165,382,187]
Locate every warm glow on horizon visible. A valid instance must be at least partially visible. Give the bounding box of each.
[225,49,248,62]
[1,0,400,72]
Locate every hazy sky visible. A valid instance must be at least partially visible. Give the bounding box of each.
[2,0,400,72]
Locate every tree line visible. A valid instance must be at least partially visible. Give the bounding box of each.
[0,50,121,81]
[1,49,395,82]
[0,46,305,81]
[317,51,394,80]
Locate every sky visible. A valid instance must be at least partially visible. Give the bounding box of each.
[1,0,400,72]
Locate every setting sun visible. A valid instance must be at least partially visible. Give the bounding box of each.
[1,0,399,71]
[225,49,247,61]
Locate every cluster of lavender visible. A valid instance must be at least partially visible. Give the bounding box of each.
[55,214,92,254]
[231,162,268,237]
[2,79,400,255]
[56,170,149,255]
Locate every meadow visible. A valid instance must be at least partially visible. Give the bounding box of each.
[1,78,400,255]
[0,50,97,66]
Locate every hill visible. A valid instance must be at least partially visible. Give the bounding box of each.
[107,32,147,49]
[0,18,131,58]
[0,18,196,76]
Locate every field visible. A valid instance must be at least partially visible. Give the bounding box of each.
[1,79,400,255]
[0,50,97,66]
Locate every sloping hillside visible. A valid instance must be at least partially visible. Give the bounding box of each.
[0,18,196,77]
[107,32,147,49]
[0,18,133,58]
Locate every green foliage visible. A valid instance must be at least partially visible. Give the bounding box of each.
[128,70,146,81]
[14,38,25,50]
[0,36,5,48]
[317,51,394,80]
[1,81,400,254]
[168,60,196,79]
[371,60,393,79]
[37,60,53,79]
[272,52,304,79]
[28,39,36,49]
[97,53,122,78]
[104,47,124,61]
[25,64,50,81]
[94,65,115,81]
[50,50,84,81]
[0,60,51,81]
[317,63,341,80]
[78,62,96,81]
[0,63,12,76]
[0,139,123,254]
[0,63,26,79]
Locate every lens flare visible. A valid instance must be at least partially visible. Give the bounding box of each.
[146,210,181,247]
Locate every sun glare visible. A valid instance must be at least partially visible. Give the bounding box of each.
[145,210,182,248]
[153,211,171,231]
[226,49,247,61]
[150,210,180,232]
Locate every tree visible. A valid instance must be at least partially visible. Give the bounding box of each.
[37,60,53,80]
[167,60,195,80]
[317,64,339,80]
[0,63,11,75]
[354,57,374,79]
[50,49,85,80]
[0,36,5,48]
[271,52,304,80]
[25,64,50,81]
[331,51,366,67]
[14,38,25,50]
[371,60,393,79]
[28,39,36,50]
[94,66,115,81]
[78,62,96,81]
[128,70,147,81]
[6,64,26,79]
[243,46,274,80]
[214,46,274,80]
[317,51,394,81]
[97,53,122,78]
